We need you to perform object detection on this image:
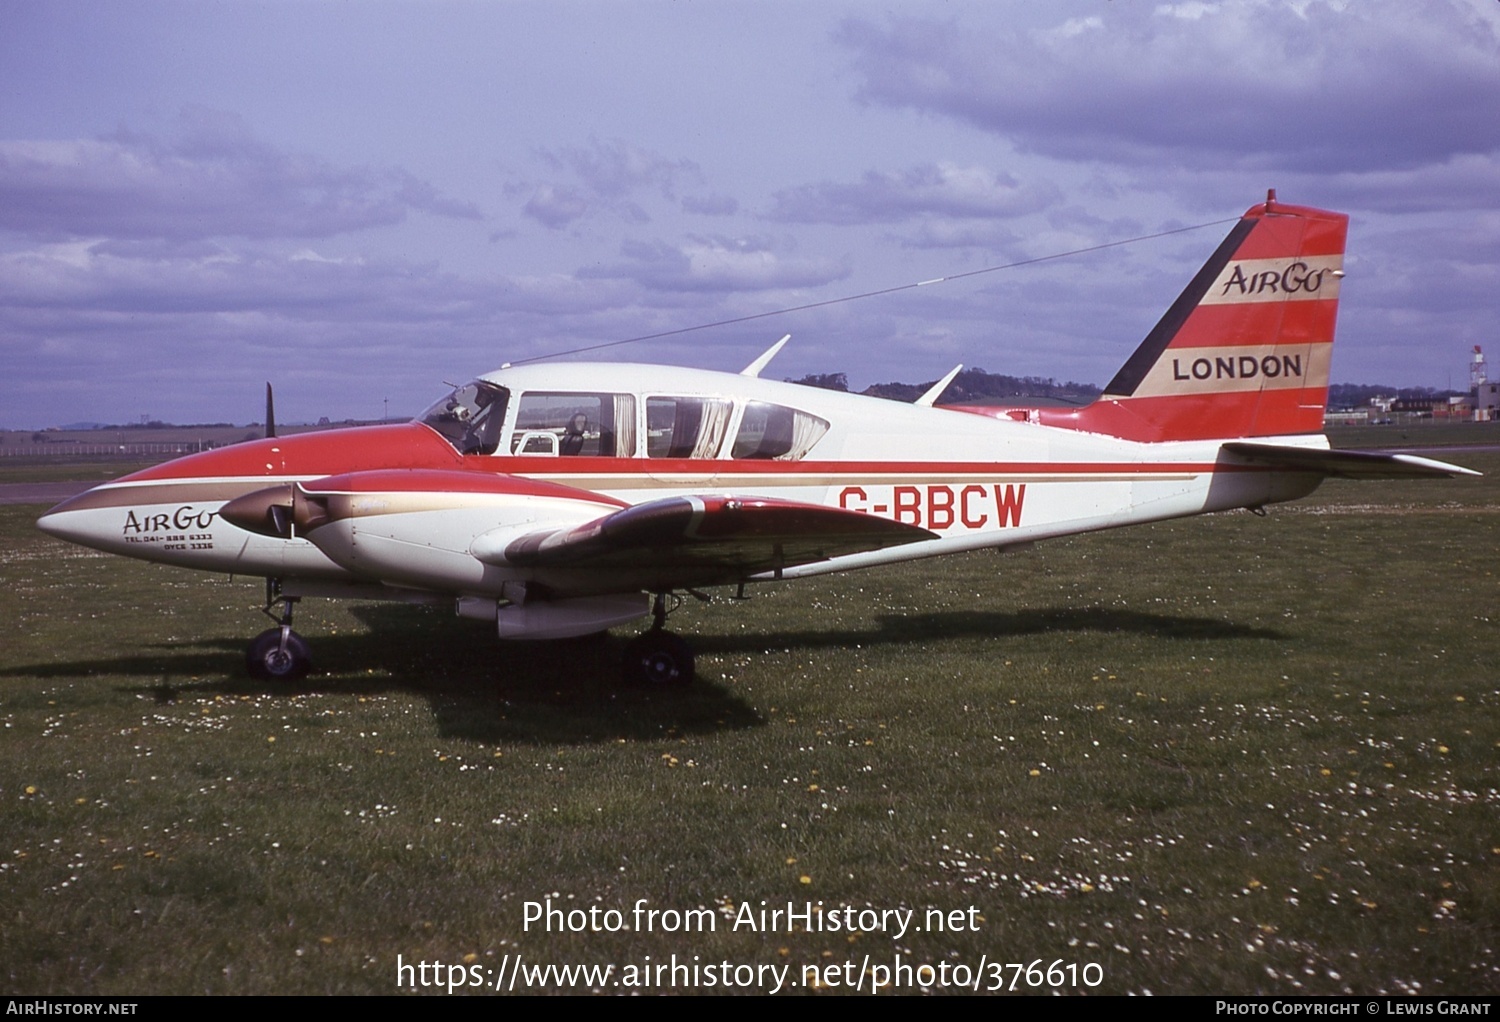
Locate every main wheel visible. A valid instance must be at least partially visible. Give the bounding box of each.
[246,627,313,682]
[622,631,694,687]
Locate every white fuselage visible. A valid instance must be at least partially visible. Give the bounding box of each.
[37,362,1326,599]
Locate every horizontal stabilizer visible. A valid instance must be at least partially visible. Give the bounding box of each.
[1221,442,1480,479]
[499,494,936,580]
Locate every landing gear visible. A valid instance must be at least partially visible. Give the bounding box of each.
[247,579,312,682]
[246,627,312,681]
[621,593,695,686]
[623,630,694,687]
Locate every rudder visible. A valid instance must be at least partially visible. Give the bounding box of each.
[1080,192,1347,442]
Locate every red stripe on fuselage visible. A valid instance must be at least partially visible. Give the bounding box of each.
[118,420,1291,496]
[121,423,462,482]
[947,388,1329,443]
[473,457,1226,477]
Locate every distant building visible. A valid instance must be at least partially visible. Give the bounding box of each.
[1436,395,1471,419]
[1386,397,1437,419]
[1476,382,1500,422]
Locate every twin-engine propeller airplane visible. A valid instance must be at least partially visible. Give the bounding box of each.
[38,194,1476,686]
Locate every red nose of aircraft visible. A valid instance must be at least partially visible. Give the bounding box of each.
[35,422,460,554]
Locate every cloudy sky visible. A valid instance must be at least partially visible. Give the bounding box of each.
[3,0,1498,428]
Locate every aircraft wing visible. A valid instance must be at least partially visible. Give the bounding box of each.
[489,494,937,584]
[1221,442,1480,479]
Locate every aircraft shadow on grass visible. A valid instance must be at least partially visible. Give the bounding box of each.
[694,605,1288,654]
[2,604,1286,744]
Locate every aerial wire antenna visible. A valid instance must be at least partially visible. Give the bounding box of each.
[507,215,1240,367]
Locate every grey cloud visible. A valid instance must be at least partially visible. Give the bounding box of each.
[770,163,1059,225]
[579,235,850,293]
[1103,148,1500,228]
[523,185,592,229]
[889,221,1025,251]
[0,107,481,242]
[838,1,1500,174]
[540,137,702,199]
[87,238,231,261]
[0,227,713,427]
[1296,154,1500,215]
[1344,214,1500,312]
[521,138,708,229]
[682,193,740,216]
[0,238,628,328]
[0,231,658,426]
[393,173,485,221]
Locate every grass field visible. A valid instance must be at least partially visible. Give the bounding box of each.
[0,462,156,485]
[1,446,1496,995]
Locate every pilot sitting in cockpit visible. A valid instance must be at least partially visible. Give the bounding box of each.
[560,413,588,456]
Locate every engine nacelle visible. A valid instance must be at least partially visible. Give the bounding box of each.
[456,593,650,640]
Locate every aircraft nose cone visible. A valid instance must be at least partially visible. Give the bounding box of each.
[35,489,111,549]
[35,506,69,539]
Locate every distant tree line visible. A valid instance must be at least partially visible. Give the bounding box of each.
[785,373,850,392]
[787,368,1101,405]
[1326,384,1465,410]
[121,420,237,430]
[785,373,1471,410]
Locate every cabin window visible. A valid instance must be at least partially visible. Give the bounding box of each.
[509,392,636,457]
[731,402,829,460]
[646,397,732,459]
[419,381,510,455]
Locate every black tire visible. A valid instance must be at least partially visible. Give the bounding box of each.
[622,631,694,687]
[246,627,312,682]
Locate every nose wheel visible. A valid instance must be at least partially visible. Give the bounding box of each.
[247,626,312,681]
[622,630,694,687]
[247,579,312,682]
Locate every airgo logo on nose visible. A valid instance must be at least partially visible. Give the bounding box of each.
[123,506,217,535]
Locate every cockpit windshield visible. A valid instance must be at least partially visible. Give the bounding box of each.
[417,380,510,455]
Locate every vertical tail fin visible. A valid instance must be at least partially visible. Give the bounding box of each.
[1078,193,1348,442]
